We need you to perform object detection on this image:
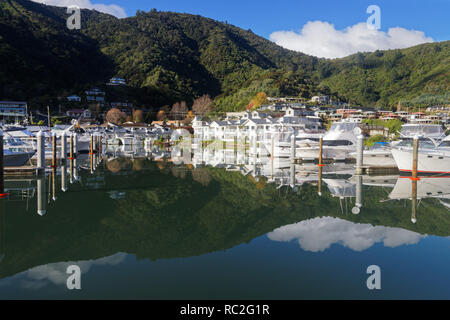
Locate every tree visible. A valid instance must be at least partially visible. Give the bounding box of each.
[170,101,188,120]
[156,110,167,121]
[248,92,268,110]
[192,94,214,115]
[133,109,145,123]
[106,108,126,124]
[184,110,195,125]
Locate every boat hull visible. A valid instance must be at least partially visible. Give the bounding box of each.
[4,151,35,167]
[391,148,450,175]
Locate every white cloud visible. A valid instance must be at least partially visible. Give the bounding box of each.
[32,0,127,18]
[18,253,127,290]
[270,21,434,59]
[268,217,426,252]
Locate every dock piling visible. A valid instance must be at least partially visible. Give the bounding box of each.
[411,136,420,181]
[51,132,57,168]
[61,131,67,163]
[37,130,45,170]
[356,134,364,175]
[0,131,7,198]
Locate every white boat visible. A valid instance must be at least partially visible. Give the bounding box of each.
[295,120,361,161]
[352,123,446,168]
[3,150,35,167]
[349,142,396,167]
[391,136,450,175]
[395,123,446,142]
[389,176,450,200]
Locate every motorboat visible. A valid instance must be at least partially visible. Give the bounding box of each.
[295,120,361,161]
[349,142,396,167]
[3,149,35,167]
[391,136,450,175]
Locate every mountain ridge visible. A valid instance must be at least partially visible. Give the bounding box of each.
[0,0,448,112]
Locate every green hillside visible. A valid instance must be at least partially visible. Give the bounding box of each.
[0,0,448,112]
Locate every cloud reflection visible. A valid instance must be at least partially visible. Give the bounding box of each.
[268,217,425,252]
[18,253,127,290]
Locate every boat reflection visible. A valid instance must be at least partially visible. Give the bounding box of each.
[0,144,450,285]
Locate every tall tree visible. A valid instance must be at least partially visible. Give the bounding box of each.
[170,101,188,120]
[133,109,144,123]
[192,94,214,115]
[106,108,126,124]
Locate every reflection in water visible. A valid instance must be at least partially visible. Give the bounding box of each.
[5,253,127,290]
[37,175,46,216]
[268,217,425,252]
[1,144,450,298]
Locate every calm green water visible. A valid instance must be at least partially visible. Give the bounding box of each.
[0,154,450,300]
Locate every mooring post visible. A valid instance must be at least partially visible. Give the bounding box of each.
[318,165,323,196]
[411,180,418,224]
[353,174,363,215]
[51,132,57,168]
[411,136,420,181]
[61,164,67,192]
[290,134,296,162]
[0,131,8,199]
[90,134,94,156]
[37,174,46,216]
[37,130,45,171]
[69,134,74,160]
[356,134,364,175]
[318,136,325,168]
[73,133,78,156]
[61,131,67,163]
[52,166,57,201]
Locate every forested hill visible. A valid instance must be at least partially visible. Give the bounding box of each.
[0,0,448,111]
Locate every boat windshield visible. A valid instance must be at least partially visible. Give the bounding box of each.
[330,122,359,132]
[401,125,444,137]
[396,138,437,149]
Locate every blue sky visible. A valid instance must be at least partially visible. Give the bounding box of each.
[33,0,449,58]
[97,0,449,41]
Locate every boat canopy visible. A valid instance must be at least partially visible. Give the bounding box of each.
[400,124,445,139]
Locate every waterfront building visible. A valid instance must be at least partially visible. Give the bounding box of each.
[0,101,27,122]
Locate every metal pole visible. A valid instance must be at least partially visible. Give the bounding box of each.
[37,174,46,216]
[61,164,67,192]
[37,130,45,170]
[356,134,364,175]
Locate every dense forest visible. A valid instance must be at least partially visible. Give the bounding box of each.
[0,0,448,112]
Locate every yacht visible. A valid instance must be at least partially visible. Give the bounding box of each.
[351,123,446,168]
[295,120,361,161]
[391,136,450,175]
[349,142,396,167]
